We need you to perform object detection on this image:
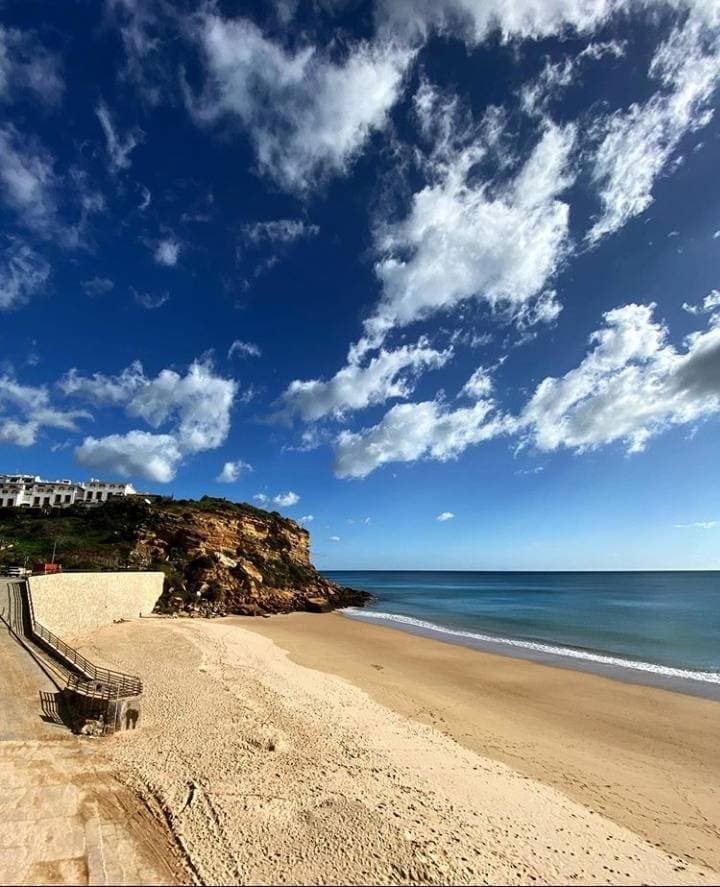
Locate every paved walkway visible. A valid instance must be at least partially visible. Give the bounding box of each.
[0,581,66,741]
[0,581,186,885]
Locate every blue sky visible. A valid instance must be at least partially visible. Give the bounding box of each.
[1,0,720,570]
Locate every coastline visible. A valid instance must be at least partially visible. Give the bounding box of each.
[340,606,720,699]
[241,611,720,874]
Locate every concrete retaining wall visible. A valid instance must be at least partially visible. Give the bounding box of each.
[28,572,164,637]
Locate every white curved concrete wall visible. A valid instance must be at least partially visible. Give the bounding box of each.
[29,572,164,637]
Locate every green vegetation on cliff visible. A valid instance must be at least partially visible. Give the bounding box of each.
[0,496,369,615]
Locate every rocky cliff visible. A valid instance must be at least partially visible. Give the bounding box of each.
[0,496,370,615]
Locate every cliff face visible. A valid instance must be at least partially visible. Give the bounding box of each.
[0,497,370,615]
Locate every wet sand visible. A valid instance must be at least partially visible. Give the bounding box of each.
[76,614,720,885]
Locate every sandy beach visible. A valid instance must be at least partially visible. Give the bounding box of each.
[246,612,720,873]
[73,613,720,886]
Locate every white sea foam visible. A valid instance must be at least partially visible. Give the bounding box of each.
[341,608,720,685]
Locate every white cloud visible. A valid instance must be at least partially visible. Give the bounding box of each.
[273,491,299,507]
[460,366,494,399]
[59,360,146,405]
[132,287,169,309]
[75,431,182,483]
[216,459,252,483]
[0,238,50,310]
[0,26,64,105]
[328,535,341,542]
[0,127,101,247]
[123,362,237,453]
[436,511,454,521]
[154,237,180,266]
[365,108,575,346]
[62,359,238,481]
[675,520,719,529]
[228,339,261,359]
[587,18,720,243]
[515,465,545,476]
[299,514,314,523]
[0,418,39,446]
[96,100,144,173]
[280,339,452,421]
[0,124,57,232]
[376,0,624,44]
[519,302,720,453]
[334,298,720,477]
[682,289,720,318]
[83,276,114,297]
[334,399,510,478]
[238,218,320,288]
[0,373,89,446]
[254,490,300,508]
[105,0,167,104]
[379,1,719,45]
[186,12,413,192]
[521,41,626,116]
[241,219,319,244]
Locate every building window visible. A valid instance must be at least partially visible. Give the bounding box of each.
[43,497,50,506]
[54,494,62,504]
[65,494,71,503]
[96,491,102,500]
[33,496,40,507]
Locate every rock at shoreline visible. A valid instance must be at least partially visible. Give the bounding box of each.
[0,495,371,616]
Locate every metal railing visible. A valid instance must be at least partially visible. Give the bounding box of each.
[15,580,143,699]
[31,619,143,697]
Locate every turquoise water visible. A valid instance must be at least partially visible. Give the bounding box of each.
[327,571,720,695]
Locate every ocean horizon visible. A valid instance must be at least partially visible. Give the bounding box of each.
[328,570,720,698]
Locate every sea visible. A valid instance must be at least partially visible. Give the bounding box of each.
[327,571,720,699]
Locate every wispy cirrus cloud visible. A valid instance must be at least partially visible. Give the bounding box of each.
[0,238,50,310]
[675,520,718,529]
[228,339,261,359]
[132,287,169,309]
[0,124,58,233]
[96,100,144,173]
[241,218,319,245]
[0,25,64,106]
[83,276,114,297]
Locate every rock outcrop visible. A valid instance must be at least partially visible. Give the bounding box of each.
[0,496,370,616]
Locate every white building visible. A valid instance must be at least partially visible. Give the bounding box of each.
[0,475,137,509]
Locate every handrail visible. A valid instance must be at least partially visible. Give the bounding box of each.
[13,580,142,699]
[30,619,142,695]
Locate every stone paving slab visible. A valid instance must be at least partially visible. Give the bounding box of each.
[0,583,187,885]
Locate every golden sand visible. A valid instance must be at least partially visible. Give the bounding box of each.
[74,613,720,885]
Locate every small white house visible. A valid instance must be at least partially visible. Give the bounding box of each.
[0,474,136,509]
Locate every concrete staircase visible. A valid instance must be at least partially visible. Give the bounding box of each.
[0,579,143,735]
